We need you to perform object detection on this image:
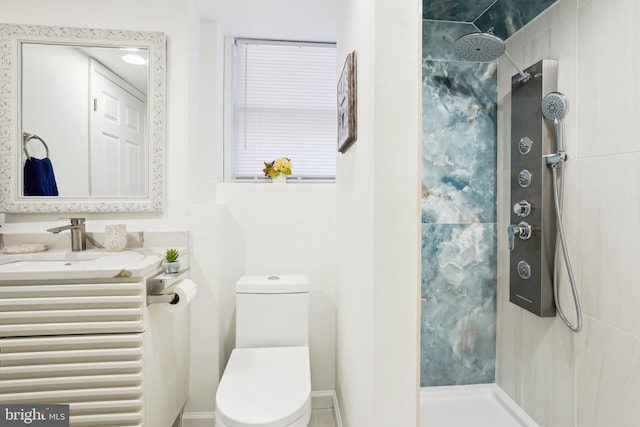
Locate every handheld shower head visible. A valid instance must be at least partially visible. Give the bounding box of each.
[542,92,569,152]
[541,92,569,122]
[454,30,531,82]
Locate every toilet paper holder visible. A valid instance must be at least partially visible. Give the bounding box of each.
[147,293,179,305]
[147,269,189,305]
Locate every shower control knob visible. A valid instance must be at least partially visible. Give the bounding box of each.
[518,137,533,155]
[518,169,532,187]
[517,261,532,280]
[507,221,532,252]
[513,200,531,217]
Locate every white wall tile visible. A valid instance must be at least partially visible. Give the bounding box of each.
[498,1,579,425]
[576,153,640,337]
[500,0,640,426]
[495,291,523,403]
[576,316,640,427]
[522,0,578,157]
[551,158,580,313]
[519,313,575,427]
[577,0,640,158]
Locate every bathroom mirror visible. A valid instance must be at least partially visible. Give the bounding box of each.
[0,23,166,213]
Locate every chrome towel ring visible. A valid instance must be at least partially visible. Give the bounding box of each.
[23,132,50,158]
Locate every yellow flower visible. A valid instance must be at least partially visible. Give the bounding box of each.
[273,158,291,172]
[263,157,292,177]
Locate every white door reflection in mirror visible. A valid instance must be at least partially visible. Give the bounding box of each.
[21,43,149,198]
[89,59,147,197]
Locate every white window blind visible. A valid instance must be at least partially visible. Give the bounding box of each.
[232,39,337,181]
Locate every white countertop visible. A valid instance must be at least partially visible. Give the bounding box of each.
[0,248,163,281]
[0,230,189,282]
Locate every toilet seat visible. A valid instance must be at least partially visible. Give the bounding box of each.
[216,346,311,427]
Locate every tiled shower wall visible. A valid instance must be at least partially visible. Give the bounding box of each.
[420,20,497,387]
[496,0,640,425]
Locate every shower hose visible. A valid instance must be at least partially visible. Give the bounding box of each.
[550,158,583,332]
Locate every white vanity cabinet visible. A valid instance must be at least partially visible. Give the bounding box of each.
[0,275,189,427]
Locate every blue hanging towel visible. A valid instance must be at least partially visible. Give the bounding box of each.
[24,157,59,196]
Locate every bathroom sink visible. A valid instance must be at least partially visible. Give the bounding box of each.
[0,249,160,281]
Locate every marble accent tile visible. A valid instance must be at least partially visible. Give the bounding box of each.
[495,82,523,399]
[422,20,479,62]
[422,59,497,224]
[420,223,497,386]
[475,0,558,40]
[421,223,497,297]
[422,0,496,22]
[421,21,499,388]
[421,0,560,48]
[576,315,640,427]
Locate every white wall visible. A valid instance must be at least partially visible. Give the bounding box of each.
[497,0,640,425]
[336,0,421,425]
[3,1,423,424]
[22,44,90,196]
[192,0,340,414]
[215,184,337,391]
[195,0,336,43]
[2,0,193,229]
[2,0,339,418]
[2,0,214,416]
[335,0,375,423]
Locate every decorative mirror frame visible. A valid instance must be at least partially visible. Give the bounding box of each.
[0,23,166,213]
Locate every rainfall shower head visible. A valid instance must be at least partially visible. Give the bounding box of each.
[454,31,505,62]
[454,30,531,82]
[541,92,569,122]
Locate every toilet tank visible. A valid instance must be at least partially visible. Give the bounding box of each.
[235,275,309,348]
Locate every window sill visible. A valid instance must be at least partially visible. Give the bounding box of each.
[229,177,335,184]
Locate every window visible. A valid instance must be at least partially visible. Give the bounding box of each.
[226,38,337,181]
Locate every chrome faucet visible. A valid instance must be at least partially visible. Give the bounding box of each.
[47,218,86,251]
[507,221,532,252]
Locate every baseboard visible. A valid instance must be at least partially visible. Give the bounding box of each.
[182,391,342,427]
[311,390,343,427]
[181,412,215,427]
[311,390,334,409]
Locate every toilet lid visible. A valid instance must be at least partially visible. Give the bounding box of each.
[216,346,311,427]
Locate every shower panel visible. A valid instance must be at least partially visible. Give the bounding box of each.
[509,59,557,317]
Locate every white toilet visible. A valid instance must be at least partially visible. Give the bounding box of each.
[215,275,311,427]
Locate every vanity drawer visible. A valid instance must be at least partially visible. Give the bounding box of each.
[0,281,144,337]
[0,333,143,426]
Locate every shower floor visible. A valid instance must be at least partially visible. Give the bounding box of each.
[420,384,539,427]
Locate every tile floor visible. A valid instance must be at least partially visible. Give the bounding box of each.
[308,408,337,427]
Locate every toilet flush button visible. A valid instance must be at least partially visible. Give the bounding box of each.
[268,275,280,280]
